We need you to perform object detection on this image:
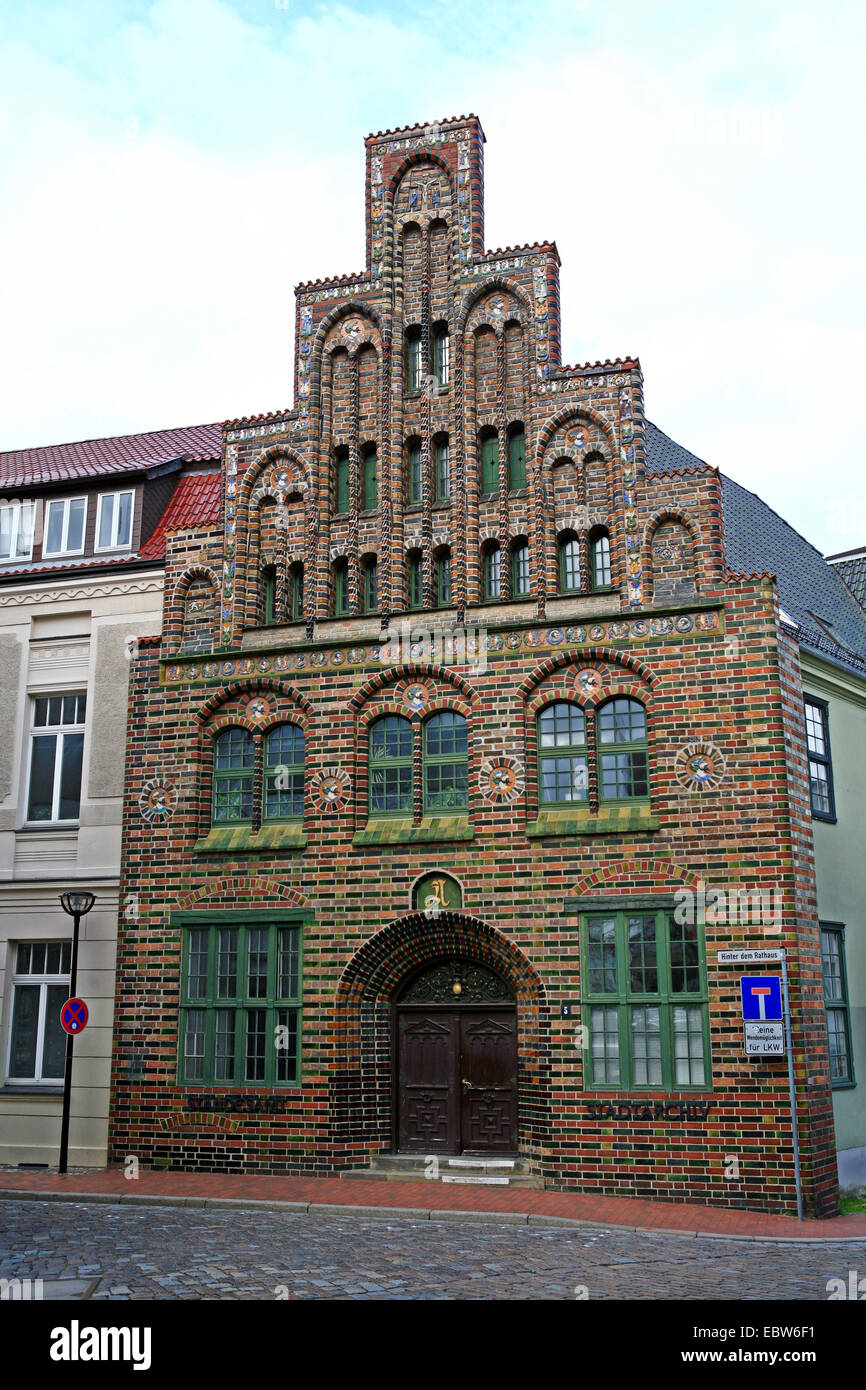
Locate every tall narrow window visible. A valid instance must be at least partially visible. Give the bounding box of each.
[363,557,378,613]
[95,490,133,550]
[821,926,853,1084]
[262,566,276,624]
[480,433,499,495]
[483,544,501,600]
[804,697,835,820]
[334,448,350,515]
[0,500,35,563]
[334,560,349,616]
[27,693,86,824]
[408,442,423,505]
[263,724,305,822]
[212,728,255,824]
[406,328,423,392]
[408,552,423,610]
[538,703,588,805]
[7,942,72,1084]
[288,564,303,622]
[43,497,87,557]
[433,325,450,386]
[369,715,413,815]
[591,529,612,588]
[435,439,451,501]
[512,541,530,597]
[598,698,649,802]
[437,550,452,607]
[558,534,580,592]
[424,711,468,813]
[508,426,526,490]
[362,446,378,511]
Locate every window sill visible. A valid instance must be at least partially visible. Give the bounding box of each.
[526,805,658,837]
[353,816,475,846]
[0,1085,64,1097]
[194,825,307,854]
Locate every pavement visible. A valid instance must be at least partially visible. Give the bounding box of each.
[2,1166,866,1241]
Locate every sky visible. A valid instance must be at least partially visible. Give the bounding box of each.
[1,0,864,554]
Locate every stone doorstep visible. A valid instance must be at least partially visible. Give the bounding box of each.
[340,1153,544,1188]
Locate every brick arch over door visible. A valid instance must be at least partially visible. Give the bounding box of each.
[330,911,550,1166]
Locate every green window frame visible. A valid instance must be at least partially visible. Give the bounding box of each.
[263,723,305,822]
[512,541,530,597]
[508,426,526,490]
[805,697,835,821]
[592,530,612,588]
[362,447,378,511]
[821,925,854,1085]
[406,330,423,392]
[558,535,580,592]
[369,715,413,816]
[408,552,423,610]
[408,443,423,505]
[179,917,303,1087]
[435,440,450,501]
[262,567,276,625]
[437,551,452,606]
[423,711,468,813]
[363,558,378,613]
[483,545,501,600]
[335,449,350,515]
[598,698,649,803]
[212,728,255,824]
[334,560,349,616]
[538,702,588,805]
[433,326,450,387]
[288,564,303,622]
[480,433,499,495]
[581,909,710,1091]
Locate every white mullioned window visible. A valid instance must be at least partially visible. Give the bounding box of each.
[7,941,72,1084]
[0,500,36,563]
[43,496,87,557]
[26,693,87,824]
[95,490,134,550]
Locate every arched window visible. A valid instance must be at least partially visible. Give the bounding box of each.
[424,712,468,813]
[263,724,305,821]
[436,548,452,606]
[538,703,588,805]
[288,564,303,622]
[262,566,276,625]
[432,324,450,387]
[407,550,423,610]
[598,698,648,801]
[334,447,350,515]
[435,437,450,501]
[558,532,580,593]
[369,715,413,815]
[480,431,499,495]
[591,528,612,589]
[362,445,378,512]
[333,559,349,616]
[511,540,530,597]
[362,556,378,613]
[483,543,501,600]
[508,425,526,490]
[212,729,255,824]
[407,440,422,506]
[406,328,423,392]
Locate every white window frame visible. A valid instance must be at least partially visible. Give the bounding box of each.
[6,942,72,1086]
[25,692,87,826]
[94,489,134,551]
[0,499,36,563]
[42,495,88,558]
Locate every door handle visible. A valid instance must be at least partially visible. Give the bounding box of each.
[461,1077,474,1090]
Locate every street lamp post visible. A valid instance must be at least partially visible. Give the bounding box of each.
[58,890,96,1175]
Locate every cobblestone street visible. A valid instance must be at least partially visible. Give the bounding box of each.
[2,1198,863,1300]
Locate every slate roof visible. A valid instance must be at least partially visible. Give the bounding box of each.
[139,472,221,560]
[827,550,866,612]
[645,421,866,677]
[0,421,222,488]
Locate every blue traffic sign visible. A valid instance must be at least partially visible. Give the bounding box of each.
[60,997,88,1035]
[740,976,782,1022]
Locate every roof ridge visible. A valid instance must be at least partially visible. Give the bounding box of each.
[0,420,221,461]
[365,115,482,142]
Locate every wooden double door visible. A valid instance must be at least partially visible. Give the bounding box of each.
[396,1006,518,1155]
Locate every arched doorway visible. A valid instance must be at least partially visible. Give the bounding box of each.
[395,957,517,1155]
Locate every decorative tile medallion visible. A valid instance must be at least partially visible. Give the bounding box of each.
[310,765,352,813]
[480,756,525,804]
[138,776,177,824]
[674,741,727,792]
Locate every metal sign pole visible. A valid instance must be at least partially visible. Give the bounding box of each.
[780,949,804,1221]
[58,907,82,1176]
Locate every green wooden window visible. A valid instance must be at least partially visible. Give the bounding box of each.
[581,909,710,1091]
[483,545,501,600]
[598,698,648,802]
[362,447,378,511]
[180,920,302,1087]
[363,558,378,613]
[424,711,468,813]
[212,728,255,824]
[263,724,305,822]
[437,551,452,606]
[335,449,350,514]
[408,552,423,610]
[369,715,413,815]
[538,702,588,804]
[512,541,530,597]
[805,698,835,820]
[821,926,853,1085]
[334,560,349,616]
[288,565,303,622]
[408,443,423,505]
[559,535,580,592]
[433,326,450,386]
[508,426,526,490]
[435,440,450,501]
[592,531,612,588]
[480,434,499,495]
[262,567,276,625]
[406,330,423,392]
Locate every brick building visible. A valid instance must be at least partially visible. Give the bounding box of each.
[107,116,842,1214]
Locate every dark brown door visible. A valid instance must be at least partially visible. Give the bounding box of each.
[397,1007,517,1154]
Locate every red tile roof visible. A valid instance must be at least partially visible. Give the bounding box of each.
[0,421,222,488]
[140,472,222,560]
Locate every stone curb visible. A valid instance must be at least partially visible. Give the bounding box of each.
[2,1187,866,1243]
